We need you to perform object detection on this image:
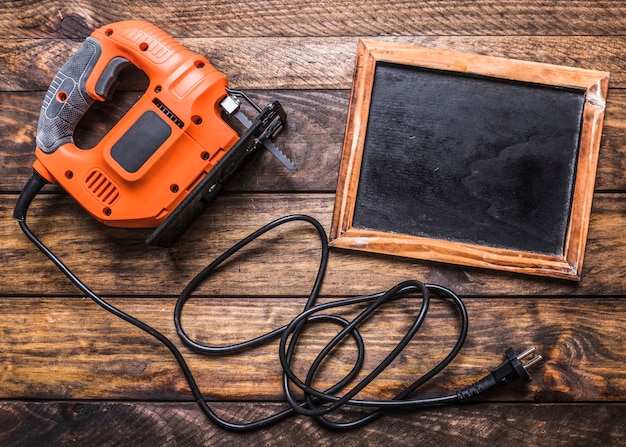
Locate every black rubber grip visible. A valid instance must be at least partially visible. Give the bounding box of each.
[36,37,102,153]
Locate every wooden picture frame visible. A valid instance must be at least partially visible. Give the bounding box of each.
[330,40,609,280]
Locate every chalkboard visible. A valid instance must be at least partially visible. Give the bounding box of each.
[330,40,609,280]
[353,63,585,256]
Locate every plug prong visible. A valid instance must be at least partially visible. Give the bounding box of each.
[523,354,543,369]
[517,346,536,360]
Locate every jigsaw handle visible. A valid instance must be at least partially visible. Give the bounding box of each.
[36,20,217,156]
[36,37,101,154]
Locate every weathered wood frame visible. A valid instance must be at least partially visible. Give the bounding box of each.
[330,40,609,280]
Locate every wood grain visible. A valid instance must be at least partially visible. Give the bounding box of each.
[1,89,625,193]
[1,0,625,38]
[1,1,625,444]
[2,193,624,297]
[0,402,624,446]
[2,36,625,91]
[0,297,625,401]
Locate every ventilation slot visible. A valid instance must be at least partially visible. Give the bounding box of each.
[153,98,184,128]
[85,169,120,206]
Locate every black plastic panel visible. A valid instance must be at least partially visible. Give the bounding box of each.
[110,110,171,173]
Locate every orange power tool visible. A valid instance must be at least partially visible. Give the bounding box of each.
[33,20,294,246]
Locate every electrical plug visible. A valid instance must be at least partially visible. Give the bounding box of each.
[457,347,543,400]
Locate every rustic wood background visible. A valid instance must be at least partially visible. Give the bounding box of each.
[1,1,625,445]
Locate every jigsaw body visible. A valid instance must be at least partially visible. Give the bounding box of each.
[33,20,291,246]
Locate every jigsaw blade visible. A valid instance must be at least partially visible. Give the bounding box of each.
[221,95,297,171]
[233,110,296,171]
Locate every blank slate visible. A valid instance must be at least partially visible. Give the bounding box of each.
[330,40,609,280]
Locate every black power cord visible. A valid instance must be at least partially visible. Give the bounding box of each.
[13,170,543,431]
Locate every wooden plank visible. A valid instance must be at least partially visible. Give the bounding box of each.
[0,401,625,446]
[2,193,624,297]
[1,88,624,193]
[1,0,624,39]
[0,90,343,193]
[0,295,625,402]
[0,1,622,446]
[1,36,625,92]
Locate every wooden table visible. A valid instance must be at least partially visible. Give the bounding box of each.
[1,1,625,445]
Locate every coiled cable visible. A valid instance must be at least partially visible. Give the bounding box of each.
[14,171,485,431]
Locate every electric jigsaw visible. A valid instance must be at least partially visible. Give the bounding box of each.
[31,20,295,246]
